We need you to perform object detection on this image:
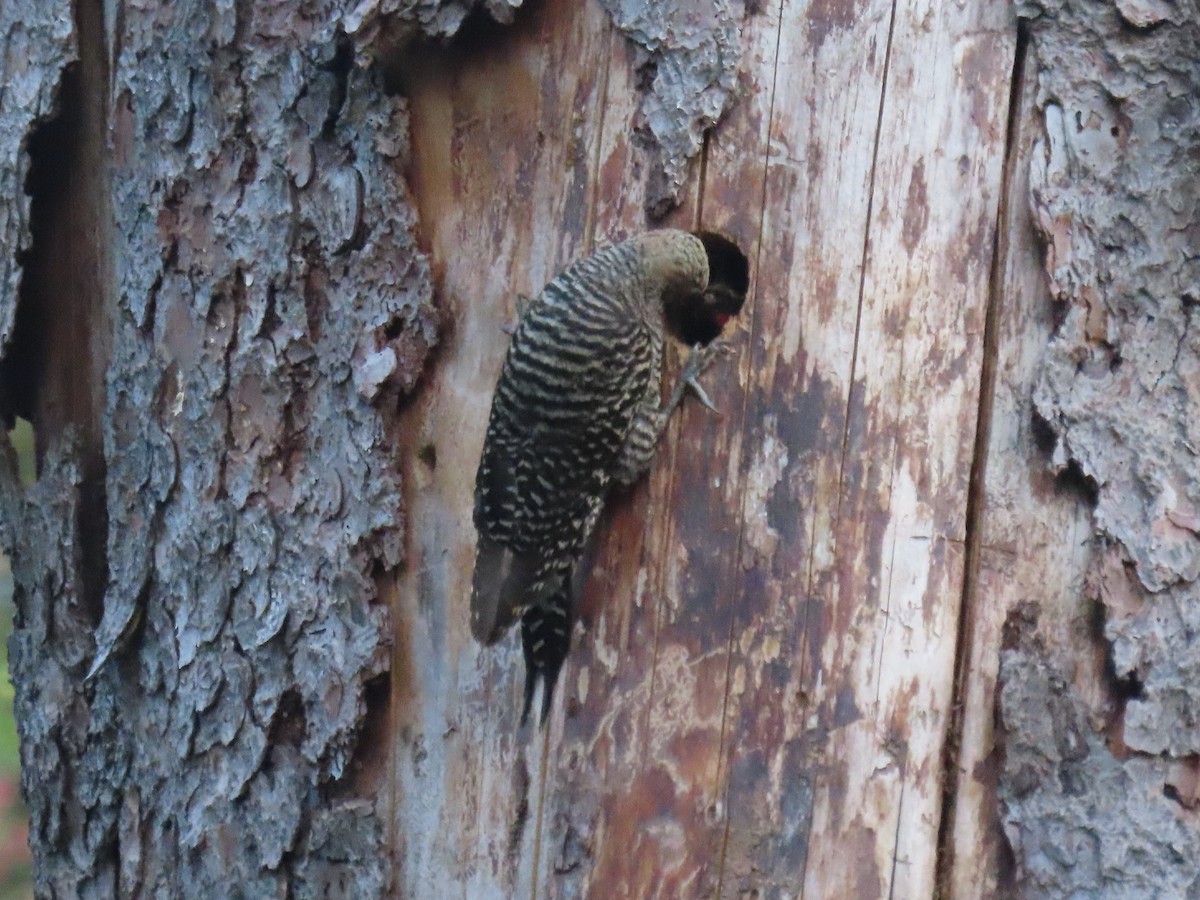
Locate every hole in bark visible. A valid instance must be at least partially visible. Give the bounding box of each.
[635,58,658,93]
[383,316,406,341]
[320,30,354,136]
[664,231,750,346]
[417,443,437,469]
[269,688,309,749]
[1105,658,1144,702]
[1029,408,1057,455]
[696,230,751,298]
[1032,410,1100,506]
[1054,458,1100,505]
[334,673,390,798]
[1182,292,1198,310]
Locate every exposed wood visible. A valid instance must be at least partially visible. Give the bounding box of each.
[389,5,631,896]
[944,30,1098,898]
[770,3,1015,895]
[392,0,1019,895]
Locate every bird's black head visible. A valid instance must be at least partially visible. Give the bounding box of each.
[664,230,750,346]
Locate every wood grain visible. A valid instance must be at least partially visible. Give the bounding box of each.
[391,0,1020,895]
[942,35,1096,899]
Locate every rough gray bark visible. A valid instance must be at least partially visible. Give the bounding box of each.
[1003,0,1200,893]
[0,0,74,353]
[597,0,745,217]
[998,606,1200,898]
[0,0,450,892]
[0,0,748,894]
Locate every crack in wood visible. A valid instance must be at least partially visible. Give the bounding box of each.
[583,24,614,255]
[829,0,898,572]
[694,129,711,231]
[713,0,789,894]
[8,0,112,625]
[793,1,900,896]
[526,16,617,897]
[931,19,1029,899]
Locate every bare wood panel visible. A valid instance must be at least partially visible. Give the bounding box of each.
[709,0,1017,895]
[796,3,1016,894]
[521,20,710,898]
[531,5,781,895]
[709,0,897,893]
[390,0,1023,896]
[389,3,621,895]
[946,37,1098,900]
[700,1,1022,897]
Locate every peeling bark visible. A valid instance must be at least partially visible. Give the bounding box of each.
[0,0,494,893]
[597,0,746,218]
[997,0,1200,893]
[999,608,1200,897]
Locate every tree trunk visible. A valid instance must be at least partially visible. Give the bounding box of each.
[0,0,1195,897]
[0,0,441,894]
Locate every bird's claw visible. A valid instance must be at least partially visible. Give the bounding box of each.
[686,375,719,413]
[681,340,731,415]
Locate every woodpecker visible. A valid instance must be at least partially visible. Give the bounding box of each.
[471,229,743,726]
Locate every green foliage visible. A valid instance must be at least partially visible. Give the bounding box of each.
[0,419,34,896]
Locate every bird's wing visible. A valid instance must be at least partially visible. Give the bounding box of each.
[470,298,652,642]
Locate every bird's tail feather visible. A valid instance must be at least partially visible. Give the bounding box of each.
[520,583,573,727]
[471,534,540,645]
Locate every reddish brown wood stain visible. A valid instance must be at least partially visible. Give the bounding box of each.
[386,0,1023,896]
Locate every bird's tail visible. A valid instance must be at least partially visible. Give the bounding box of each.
[520,581,573,727]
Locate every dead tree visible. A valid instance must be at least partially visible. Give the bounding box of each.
[0,0,1195,896]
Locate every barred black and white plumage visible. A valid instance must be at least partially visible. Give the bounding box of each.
[471,229,741,726]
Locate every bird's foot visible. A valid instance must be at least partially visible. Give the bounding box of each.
[678,340,733,415]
